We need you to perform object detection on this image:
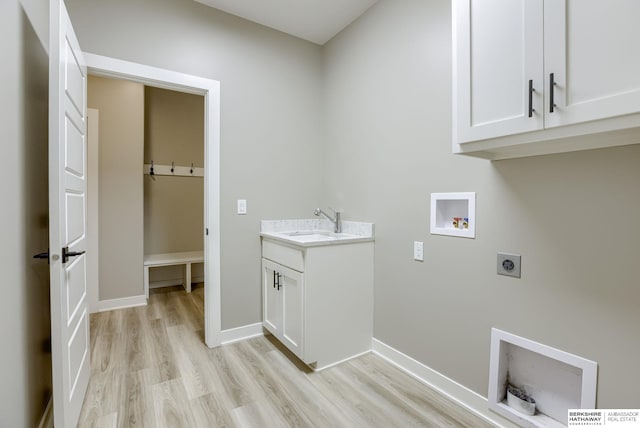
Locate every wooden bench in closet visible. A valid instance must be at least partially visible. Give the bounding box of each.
[143,250,204,298]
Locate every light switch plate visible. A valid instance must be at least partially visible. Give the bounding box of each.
[497,253,521,278]
[414,241,424,261]
[237,199,247,215]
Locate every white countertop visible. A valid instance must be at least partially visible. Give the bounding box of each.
[260,219,374,248]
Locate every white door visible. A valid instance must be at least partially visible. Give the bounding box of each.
[280,265,304,360]
[49,2,90,427]
[544,0,640,128]
[454,0,544,143]
[262,259,282,336]
[262,259,304,359]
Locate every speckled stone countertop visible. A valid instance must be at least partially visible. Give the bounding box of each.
[260,219,374,247]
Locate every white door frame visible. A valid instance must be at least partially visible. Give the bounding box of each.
[84,53,222,347]
[87,108,99,313]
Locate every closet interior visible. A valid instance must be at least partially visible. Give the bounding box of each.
[143,86,205,295]
[87,75,205,311]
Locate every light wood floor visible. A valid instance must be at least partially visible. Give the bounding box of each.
[79,284,495,428]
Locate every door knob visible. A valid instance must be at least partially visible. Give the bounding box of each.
[62,246,86,264]
[33,250,50,264]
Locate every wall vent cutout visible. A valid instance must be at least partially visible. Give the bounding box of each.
[488,328,598,428]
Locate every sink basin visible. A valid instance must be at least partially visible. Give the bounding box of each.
[292,234,338,242]
[283,231,325,236]
[281,231,358,242]
[284,231,350,238]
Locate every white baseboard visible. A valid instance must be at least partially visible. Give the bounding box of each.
[38,397,53,428]
[220,322,264,345]
[149,276,205,289]
[313,349,371,372]
[92,294,147,313]
[372,338,518,428]
[149,279,182,289]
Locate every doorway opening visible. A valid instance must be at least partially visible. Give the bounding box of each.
[143,85,206,319]
[84,54,221,347]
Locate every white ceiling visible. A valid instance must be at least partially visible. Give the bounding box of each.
[193,0,378,45]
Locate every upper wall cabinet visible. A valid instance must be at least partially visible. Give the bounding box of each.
[454,0,544,143]
[453,0,640,160]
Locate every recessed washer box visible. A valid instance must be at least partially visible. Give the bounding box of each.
[488,328,598,428]
[430,192,476,238]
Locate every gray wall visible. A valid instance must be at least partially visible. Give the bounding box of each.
[0,0,52,425]
[323,0,640,408]
[88,75,145,300]
[66,0,325,329]
[144,87,205,285]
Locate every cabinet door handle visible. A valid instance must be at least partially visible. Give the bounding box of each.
[273,271,277,289]
[549,73,556,113]
[528,80,535,118]
[277,273,282,291]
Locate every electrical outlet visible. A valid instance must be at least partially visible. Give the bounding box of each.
[497,253,521,278]
[237,199,247,215]
[414,241,424,262]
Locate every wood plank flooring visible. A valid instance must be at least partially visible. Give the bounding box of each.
[79,285,495,427]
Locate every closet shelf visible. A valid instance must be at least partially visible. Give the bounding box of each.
[143,163,204,177]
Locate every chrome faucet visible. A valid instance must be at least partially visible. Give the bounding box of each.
[314,207,342,233]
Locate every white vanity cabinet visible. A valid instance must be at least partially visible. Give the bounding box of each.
[453,0,640,159]
[261,238,373,370]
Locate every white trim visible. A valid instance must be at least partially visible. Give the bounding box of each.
[38,397,54,428]
[312,349,371,372]
[92,295,147,313]
[86,108,99,315]
[83,53,222,347]
[220,323,264,345]
[84,53,217,96]
[372,338,518,428]
[149,279,186,289]
[149,276,205,289]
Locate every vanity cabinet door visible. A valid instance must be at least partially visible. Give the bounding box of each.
[281,267,304,359]
[261,258,304,360]
[262,259,282,337]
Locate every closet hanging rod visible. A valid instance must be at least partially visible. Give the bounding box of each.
[143,163,204,177]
